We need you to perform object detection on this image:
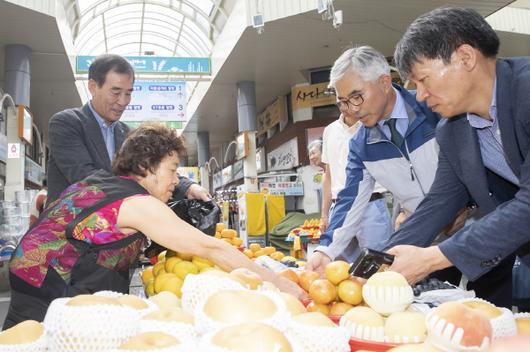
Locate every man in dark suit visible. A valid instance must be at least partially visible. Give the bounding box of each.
[383,7,530,308]
[47,54,208,204]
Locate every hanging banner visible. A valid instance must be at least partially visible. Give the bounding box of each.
[122,81,186,122]
[267,138,299,171]
[257,96,287,135]
[76,56,211,74]
[291,82,335,110]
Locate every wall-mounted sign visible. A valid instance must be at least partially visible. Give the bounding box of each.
[256,147,266,173]
[236,132,249,160]
[178,167,200,183]
[222,165,233,185]
[257,96,287,135]
[25,157,44,186]
[121,81,186,122]
[291,82,335,111]
[213,171,223,190]
[7,143,20,159]
[259,181,304,196]
[76,56,211,75]
[233,159,244,181]
[17,105,33,145]
[267,138,299,171]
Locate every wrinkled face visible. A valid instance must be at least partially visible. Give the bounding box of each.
[143,153,180,203]
[308,146,322,167]
[409,52,470,118]
[88,70,134,124]
[334,70,393,127]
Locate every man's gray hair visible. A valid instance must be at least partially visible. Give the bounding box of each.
[329,46,390,88]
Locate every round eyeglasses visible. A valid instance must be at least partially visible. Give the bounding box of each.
[336,93,364,110]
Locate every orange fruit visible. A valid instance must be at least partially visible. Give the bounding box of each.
[243,249,254,258]
[325,260,350,285]
[279,269,300,284]
[306,301,330,316]
[249,243,262,252]
[309,279,337,305]
[298,270,320,292]
[329,302,353,316]
[254,249,267,257]
[337,279,363,305]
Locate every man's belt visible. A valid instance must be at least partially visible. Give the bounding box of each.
[331,192,383,204]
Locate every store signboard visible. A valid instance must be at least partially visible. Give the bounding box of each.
[222,165,233,185]
[178,167,199,183]
[267,138,299,171]
[213,171,223,190]
[257,96,287,135]
[25,157,44,185]
[76,56,211,74]
[233,160,244,181]
[259,181,304,196]
[291,82,335,111]
[122,81,186,122]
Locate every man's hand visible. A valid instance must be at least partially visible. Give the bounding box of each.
[394,211,408,230]
[186,184,211,201]
[306,251,332,277]
[387,245,452,285]
[320,216,329,233]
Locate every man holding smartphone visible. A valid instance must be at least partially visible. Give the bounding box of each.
[386,7,530,308]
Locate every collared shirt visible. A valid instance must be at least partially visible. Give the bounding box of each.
[378,87,409,140]
[466,80,519,186]
[322,115,362,198]
[89,102,117,161]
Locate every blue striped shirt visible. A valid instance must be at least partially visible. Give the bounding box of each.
[466,80,519,186]
[89,102,117,162]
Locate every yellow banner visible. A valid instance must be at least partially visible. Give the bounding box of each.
[246,193,266,236]
[291,82,335,110]
[257,96,286,135]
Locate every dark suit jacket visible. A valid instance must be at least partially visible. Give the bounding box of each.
[385,57,530,281]
[47,103,194,204]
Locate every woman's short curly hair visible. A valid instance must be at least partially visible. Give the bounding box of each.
[113,122,186,177]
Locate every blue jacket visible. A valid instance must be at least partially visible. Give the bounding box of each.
[317,85,440,260]
[385,58,530,281]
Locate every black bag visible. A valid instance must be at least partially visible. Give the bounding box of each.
[168,199,220,236]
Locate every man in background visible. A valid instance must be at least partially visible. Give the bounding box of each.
[47,54,208,205]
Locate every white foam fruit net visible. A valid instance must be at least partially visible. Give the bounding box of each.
[285,319,351,352]
[457,297,517,339]
[94,291,158,317]
[362,284,414,316]
[109,340,196,352]
[339,315,385,342]
[197,330,304,352]
[181,273,245,314]
[139,319,197,344]
[43,297,140,352]
[425,310,491,352]
[194,289,290,335]
[0,329,47,352]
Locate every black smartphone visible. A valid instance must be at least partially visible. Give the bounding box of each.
[348,248,395,279]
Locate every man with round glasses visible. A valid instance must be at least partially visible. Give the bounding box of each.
[308,46,462,274]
